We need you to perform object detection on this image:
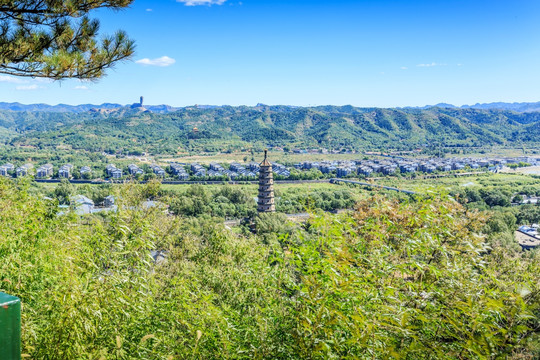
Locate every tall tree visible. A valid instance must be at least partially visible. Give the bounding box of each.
[0,0,135,80]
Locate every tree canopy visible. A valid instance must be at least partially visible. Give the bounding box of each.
[0,0,135,79]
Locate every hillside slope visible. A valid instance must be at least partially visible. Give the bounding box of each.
[0,106,538,154]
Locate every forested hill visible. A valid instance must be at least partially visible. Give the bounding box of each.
[0,105,538,154]
[3,100,540,113]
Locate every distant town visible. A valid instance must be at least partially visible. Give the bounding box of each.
[1,155,538,182]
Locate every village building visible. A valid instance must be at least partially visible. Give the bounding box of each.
[59,164,74,178]
[128,164,144,176]
[111,168,123,179]
[151,165,166,177]
[210,163,225,172]
[70,195,95,215]
[106,164,117,177]
[16,164,33,177]
[36,164,53,179]
[1,163,14,175]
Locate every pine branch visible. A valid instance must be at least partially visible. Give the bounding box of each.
[0,0,134,80]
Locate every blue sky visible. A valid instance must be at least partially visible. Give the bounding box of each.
[2,0,540,107]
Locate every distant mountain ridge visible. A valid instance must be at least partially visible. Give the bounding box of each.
[1,101,540,113]
[409,101,540,113]
[0,102,123,113]
[0,102,182,114]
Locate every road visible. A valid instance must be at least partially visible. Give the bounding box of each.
[34,179,333,185]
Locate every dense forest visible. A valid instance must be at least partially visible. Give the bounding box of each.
[0,105,539,156]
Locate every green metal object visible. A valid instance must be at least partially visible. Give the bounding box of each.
[0,292,21,360]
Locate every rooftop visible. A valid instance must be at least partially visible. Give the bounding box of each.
[516,230,540,249]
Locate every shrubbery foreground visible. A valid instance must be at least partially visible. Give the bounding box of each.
[0,178,539,359]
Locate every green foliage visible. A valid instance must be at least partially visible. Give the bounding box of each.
[277,188,356,213]
[53,178,74,204]
[0,178,294,358]
[481,188,512,207]
[484,209,522,252]
[168,185,256,219]
[453,180,539,210]
[508,162,532,169]
[250,212,297,246]
[1,178,539,358]
[516,205,540,225]
[285,197,540,358]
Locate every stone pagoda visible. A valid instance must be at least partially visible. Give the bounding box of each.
[257,150,275,213]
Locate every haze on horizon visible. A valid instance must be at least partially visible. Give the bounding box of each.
[1,0,540,108]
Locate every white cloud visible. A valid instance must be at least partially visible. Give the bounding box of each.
[417,62,447,67]
[16,84,40,91]
[400,66,408,70]
[177,0,227,6]
[0,75,28,84]
[146,8,152,11]
[74,85,89,90]
[135,56,176,67]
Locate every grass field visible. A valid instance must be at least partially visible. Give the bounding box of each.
[158,151,367,165]
[30,172,540,193]
[155,146,535,166]
[501,166,540,176]
[375,172,540,194]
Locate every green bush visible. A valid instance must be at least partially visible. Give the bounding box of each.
[0,179,539,358]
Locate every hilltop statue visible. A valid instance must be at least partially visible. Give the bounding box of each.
[131,96,145,109]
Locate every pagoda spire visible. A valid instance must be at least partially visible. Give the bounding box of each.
[257,150,275,213]
[260,148,271,167]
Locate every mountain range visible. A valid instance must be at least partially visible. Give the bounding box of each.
[1,101,540,114]
[406,101,540,113]
[0,102,182,114]
[0,105,538,156]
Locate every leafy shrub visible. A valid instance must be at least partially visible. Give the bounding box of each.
[284,196,540,358]
[0,179,539,358]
